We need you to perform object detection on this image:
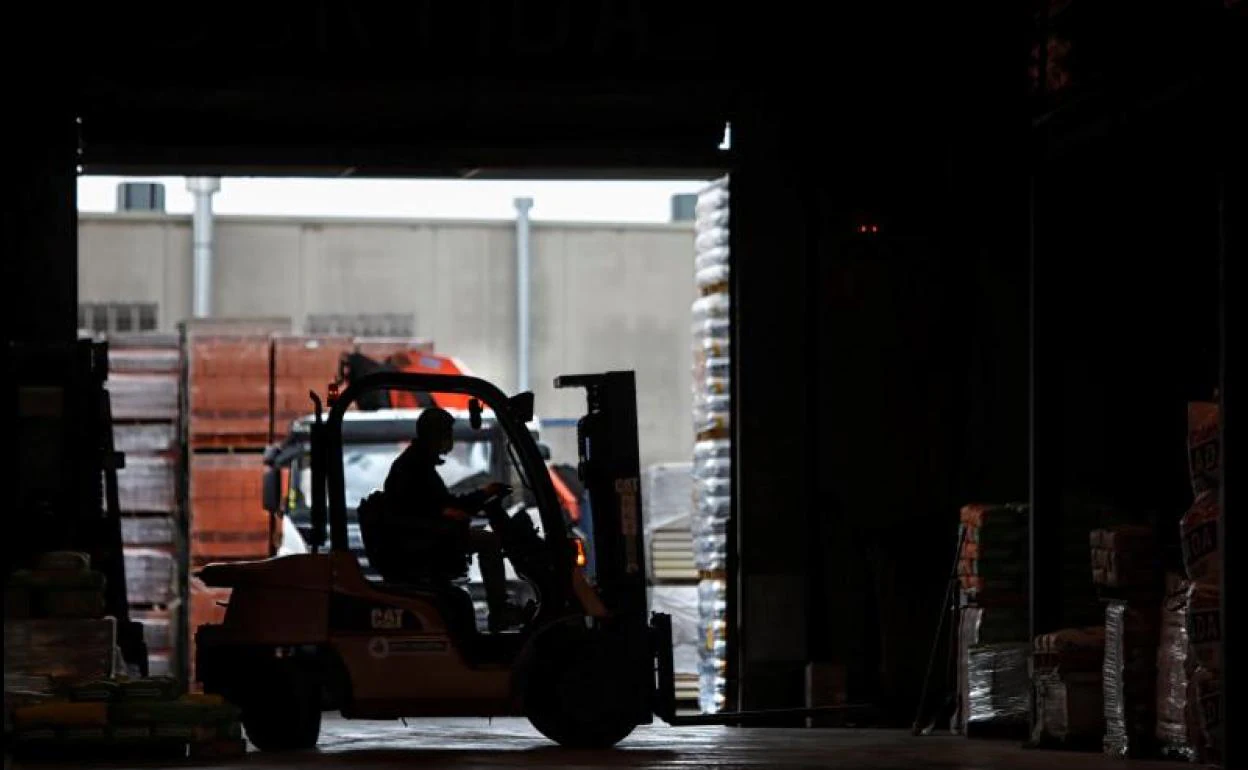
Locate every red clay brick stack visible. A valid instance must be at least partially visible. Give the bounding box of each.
[184,319,289,688]
[270,335,436,438]
[188,334,272,448]
[271,334,353,438]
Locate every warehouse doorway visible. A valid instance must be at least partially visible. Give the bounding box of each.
[75,169,735,717]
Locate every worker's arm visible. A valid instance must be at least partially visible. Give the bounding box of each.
[448,481,509,514]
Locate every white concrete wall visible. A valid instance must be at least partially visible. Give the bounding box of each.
[78,213,695,467]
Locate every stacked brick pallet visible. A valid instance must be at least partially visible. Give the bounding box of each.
[955,503,1030,738]
[107,334,184,681]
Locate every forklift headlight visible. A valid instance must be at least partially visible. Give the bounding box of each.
[574,537,587,568]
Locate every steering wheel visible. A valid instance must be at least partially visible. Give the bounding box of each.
[480,484,514,511]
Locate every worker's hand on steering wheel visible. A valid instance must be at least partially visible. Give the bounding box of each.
[482,481,512,499]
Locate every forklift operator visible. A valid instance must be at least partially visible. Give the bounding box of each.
[381,407,514,631]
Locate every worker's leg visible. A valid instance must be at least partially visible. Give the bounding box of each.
[468,528,509,627]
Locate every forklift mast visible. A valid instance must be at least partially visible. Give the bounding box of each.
[554,372,647,626]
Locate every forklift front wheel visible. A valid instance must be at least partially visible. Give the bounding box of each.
[240,659,323,752]
[520,625,640,749]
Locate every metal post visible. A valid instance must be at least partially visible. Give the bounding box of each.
[514,197,534,393]
[187,177,221,318]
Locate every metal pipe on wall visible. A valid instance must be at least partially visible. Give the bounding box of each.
[515,197,534,393]
[187,177,221,318]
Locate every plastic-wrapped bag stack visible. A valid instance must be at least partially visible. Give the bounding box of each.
[1102,600,1161,758]
[1179,400,1222,765]
[1088,525,1163,758]
[692,176,730,714]
[956,504,1031,737]
[1155,574,1196,760]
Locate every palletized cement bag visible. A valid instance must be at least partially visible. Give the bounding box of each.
[4,618,117,682]
[36,552,91,572]
[698,578,727,620]
[692,293,730,323]
[965,644,1030,733]
[695,494,730,524]
[1031,670,1104,748]
[693,336,730,362]
[693,546,726,573]
[695,226,730,254]
[696,264,730,293]
[695,182,729,217]
[692,316,730,341]
[1185,582,1221,671]
[695,375,730,400]
[695,393,731,415]
[693,456,731,481]
[695,205,730,231]
[694,439,731,462]
[696,246,730,272]
[1187,401,1220,496]
[695,477,730,501]
[1155,576,1196,760]
[1181,492,1221,584]
[694,410,730,440]
[1103,600,1160,758]
[1188,666,1222,765]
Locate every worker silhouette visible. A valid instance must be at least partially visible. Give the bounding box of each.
[382,407,515,632]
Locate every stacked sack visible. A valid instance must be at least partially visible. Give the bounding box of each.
[5,552,245,757]
[11,680,243,758]
[6,552,107,620]
[1031,625,1107,747]
[1180,400,1222,764]
[1155,574,1196,760]
[692,176,730,714]
[1089,525,1162,758]
[956,504,1031,737]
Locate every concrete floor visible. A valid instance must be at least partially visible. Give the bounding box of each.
[20,716,1187,769]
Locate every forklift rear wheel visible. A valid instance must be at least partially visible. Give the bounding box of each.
[240,660,322,751]
[522,628,640,748]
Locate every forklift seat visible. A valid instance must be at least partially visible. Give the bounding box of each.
[358,491,470,583]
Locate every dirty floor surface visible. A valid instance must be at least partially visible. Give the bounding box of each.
[18,715,1185,769]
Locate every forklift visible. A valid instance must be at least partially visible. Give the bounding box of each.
[197,370,675,748]
[196,369,855,749]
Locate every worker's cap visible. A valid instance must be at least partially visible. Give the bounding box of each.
[416,406,456,440]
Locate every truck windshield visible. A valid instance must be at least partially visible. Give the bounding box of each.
[298,439,493,510]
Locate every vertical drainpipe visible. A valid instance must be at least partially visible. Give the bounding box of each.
[187,177,221,318]
[515,197,534,393]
